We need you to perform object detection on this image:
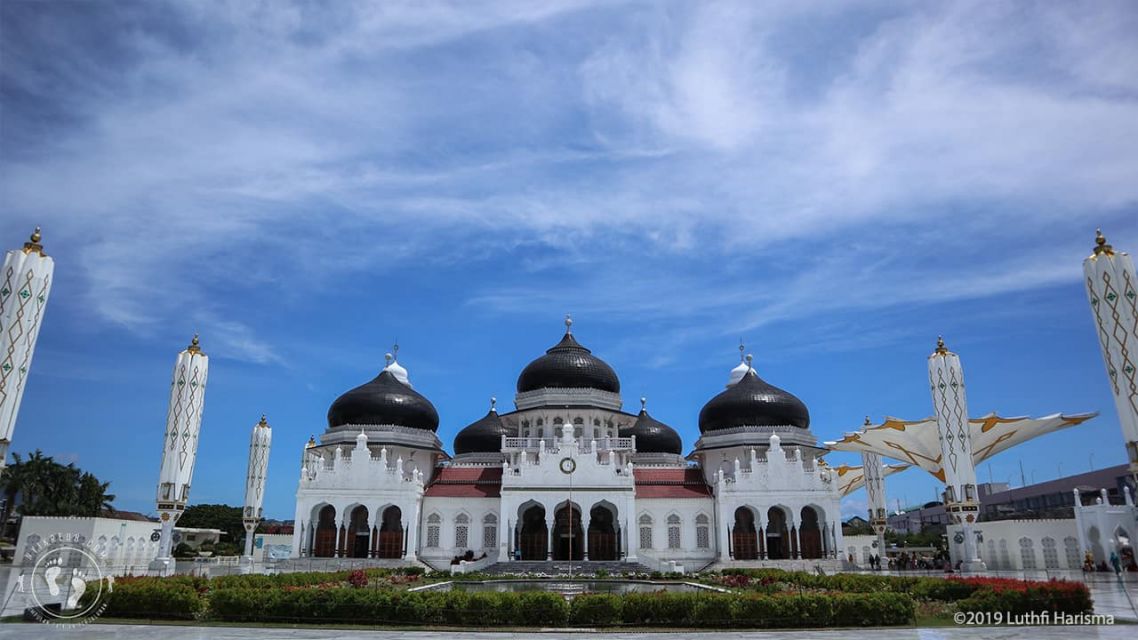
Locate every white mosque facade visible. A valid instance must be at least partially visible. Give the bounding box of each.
[290,325,843,571]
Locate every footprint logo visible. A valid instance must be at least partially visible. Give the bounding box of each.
[66,570,87,609]
[43,562,63,597]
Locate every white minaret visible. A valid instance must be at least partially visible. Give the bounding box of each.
[242,415,272,564]
[860,432,888,560]
[928,336,985,571]
[0,228,54,469]
[1084,229,1138,481]
[150,335,209,575]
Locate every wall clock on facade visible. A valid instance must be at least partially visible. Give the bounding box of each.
[559,457,576,474]
[151,531,161,543]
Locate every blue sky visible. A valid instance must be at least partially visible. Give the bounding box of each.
[1,0,1136,520]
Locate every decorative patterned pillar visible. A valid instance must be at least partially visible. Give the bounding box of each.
[150,335,209,576]
[0,228,54,469]
[1084,230,1138,482]
[861,448,889,561]
[242,415,272,564]
[929,336,985,571]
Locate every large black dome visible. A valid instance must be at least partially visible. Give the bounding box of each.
[621,405,682,455]
[516,331,620,394]
[327,369,440,431]
[698,370,809,432]
[454,406,511,455]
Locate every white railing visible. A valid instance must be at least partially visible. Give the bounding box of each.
[501,436,635,453]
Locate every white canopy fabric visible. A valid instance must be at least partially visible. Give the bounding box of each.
[832,461,911,497]
[825,412,1097,482]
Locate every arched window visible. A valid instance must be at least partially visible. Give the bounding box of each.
[695,514,710,549]
[426,513,441,548]
[667,514,682,549]
[1063,537,1081,569]
[638,514,653,550]
[1019,537,1036,570]
[455,513,470,549]
[1041,537,1059,569]
[483,514,497,549]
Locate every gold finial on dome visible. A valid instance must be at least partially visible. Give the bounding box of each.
[187,333,202,354]
[22,226,45,256]
[1092,228,1114,257]
[934,335,948,355]
[306,435,316,448]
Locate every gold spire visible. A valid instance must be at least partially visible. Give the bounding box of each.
[186,333,202,354]
[1092,228,1115,257]
[934,335,948,355]
[306,435,316,448]
[258,414,269,428]
[21,226,45,256]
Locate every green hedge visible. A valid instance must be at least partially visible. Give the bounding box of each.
[97,580,206,620]
[211,567,422,590]
[957,583,1093,616]
[146,586,910,628]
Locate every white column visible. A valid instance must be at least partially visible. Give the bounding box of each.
[242,415,272,564]
[151,335,209,575]
[929,336,985,571]
[1084,230,1138,480]
[861,450,889,559]
[0,228,54,469]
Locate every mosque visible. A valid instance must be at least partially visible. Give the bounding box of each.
[290,318,843,571]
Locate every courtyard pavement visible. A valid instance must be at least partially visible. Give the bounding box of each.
[0,623,1133,639]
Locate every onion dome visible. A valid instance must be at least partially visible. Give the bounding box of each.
[698,368,810,433]
[326,354,439,431]
[454,397,511,455]
[516,316,620,393]
[622,397,682,454]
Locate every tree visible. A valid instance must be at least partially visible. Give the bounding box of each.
[176,504,245,548]
[0,450,115,533]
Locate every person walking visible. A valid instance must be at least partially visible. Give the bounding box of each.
[1110,550,1122,576]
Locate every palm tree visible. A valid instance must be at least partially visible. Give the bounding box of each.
[0,450,115,537]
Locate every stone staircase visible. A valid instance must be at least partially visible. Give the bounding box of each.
[481,560,654,576]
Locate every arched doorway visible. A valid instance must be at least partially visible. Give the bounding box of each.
[519,504,547,560]
[799,506,823,559]
[378,506,403,558]
[732,507,758,560]
[766,507,789,560]
[313,505,338,557]
[347,505,370,558]
[554,503,584,561]
[588,504,618,561]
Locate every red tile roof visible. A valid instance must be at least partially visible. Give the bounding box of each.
[424,466,503,498]
[634,468,713,499]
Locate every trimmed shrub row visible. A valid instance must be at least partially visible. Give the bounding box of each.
[717,568,1091,613]
[97,580,206,620]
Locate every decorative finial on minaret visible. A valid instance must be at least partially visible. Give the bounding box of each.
[745,353,753,366]
[564,313,572,334]
[392,342,399,361]
[739,339,745,362]
[22,226,44,255]
[935,335,948,355]
[306,434,316,448]
[1093,228,1115,257]
[640,396,647,411]
[490,396,497,412]
[384,352,393,366]
[187,333,202,354]
[864,415,872,427]
[258,414,268,427]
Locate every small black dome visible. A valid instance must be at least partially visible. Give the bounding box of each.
[327,369,439,431]
[516,331,620,394]
[621,408,682,455]
[698,370,809,432]
[454,408,511,455]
